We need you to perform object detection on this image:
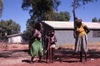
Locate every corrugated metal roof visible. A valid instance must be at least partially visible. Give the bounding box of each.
[44,21,100,30]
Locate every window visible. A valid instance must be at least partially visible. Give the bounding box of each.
[93,30,100,37]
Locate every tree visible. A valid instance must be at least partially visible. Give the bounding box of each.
[22,0,60,22]
[72,0,97,28]
[22,19,35,40]
[92,17,98,22]
[43,11,57,21]
[43,11,70,21]
[98,18,100,22]
[92,17,100,22]
[0,19,21,37]
[57,11,70,21]
[22,0,61,40]
[0,0,3,17]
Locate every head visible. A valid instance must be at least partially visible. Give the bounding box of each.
[50,30,55,37]
[34,22,41,31]
[39,22,43,30]
[46,30,51,36]
[75,18,82,26]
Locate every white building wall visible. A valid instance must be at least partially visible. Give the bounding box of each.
[8,36,22,43]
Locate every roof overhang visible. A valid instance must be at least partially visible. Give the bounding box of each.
[43,21,100,30]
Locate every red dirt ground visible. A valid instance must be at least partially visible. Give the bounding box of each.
[0,44,100,66]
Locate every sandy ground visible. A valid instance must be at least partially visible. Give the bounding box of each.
[0,43,100,66]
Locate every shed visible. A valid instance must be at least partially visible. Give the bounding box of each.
[42,21,100,45]
[7,33,23,44]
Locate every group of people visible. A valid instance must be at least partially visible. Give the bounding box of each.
[28,18,90,64]
[28,22,57,63]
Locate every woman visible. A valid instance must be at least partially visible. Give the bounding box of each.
[74,18,90,62]
[29,23,43,63]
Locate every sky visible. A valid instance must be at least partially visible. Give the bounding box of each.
[0,0,100,33]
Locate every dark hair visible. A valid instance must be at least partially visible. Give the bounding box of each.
[34,22,41,31]
[76,18,82,23]
[46,30,51,36]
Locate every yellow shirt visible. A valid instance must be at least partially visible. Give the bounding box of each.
[76,23,86,37]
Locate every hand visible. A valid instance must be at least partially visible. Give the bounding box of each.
[73,33,77,38]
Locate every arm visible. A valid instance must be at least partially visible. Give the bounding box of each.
[30,29,36,39]
[45,36,50,53]
[54,36,57,42]
[73,31,77,38]
[47,36,50,50]
[73,27,77,38]
[84,25,90,34]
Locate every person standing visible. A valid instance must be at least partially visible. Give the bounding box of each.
[74,18,90,62]
[29,23,43,63]
[49,30,57,63]
[45,30,57,63]
[44,30,51,63]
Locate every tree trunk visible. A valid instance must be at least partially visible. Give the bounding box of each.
[73,0,76,29]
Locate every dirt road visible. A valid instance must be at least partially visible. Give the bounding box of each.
[0,44,100,66]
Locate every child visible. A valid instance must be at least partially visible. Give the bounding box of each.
[44,30,51,63]
[49,30,57,63]
[45,30,57,63]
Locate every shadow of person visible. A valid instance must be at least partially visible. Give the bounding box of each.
[22,59,31,63]
[62,60,79,63]
[22,59,46,63]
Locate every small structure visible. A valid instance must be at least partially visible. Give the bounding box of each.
[42,21,100,45]
[7,33,23,44]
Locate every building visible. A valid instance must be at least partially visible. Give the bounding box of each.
[7,33,23,44]
[42,21,100,45]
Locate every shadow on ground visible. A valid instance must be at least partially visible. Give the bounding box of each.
[0,50,29,58]
[0,48,100,63]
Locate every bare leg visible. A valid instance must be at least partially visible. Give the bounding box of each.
[46,51,49,63]
[30,57,34,63]
[49,48,53,63]
[80,52,82,62]
[84,52,87,61]
[38,55,42,63]
[52,48,55,63]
